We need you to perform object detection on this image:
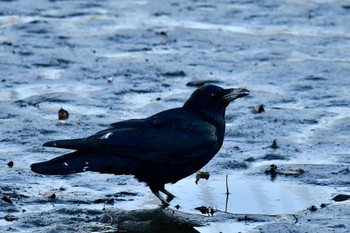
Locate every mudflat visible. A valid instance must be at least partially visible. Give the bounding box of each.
[1,0,350,232]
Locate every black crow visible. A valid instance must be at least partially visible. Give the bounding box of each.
[31,85,249,205]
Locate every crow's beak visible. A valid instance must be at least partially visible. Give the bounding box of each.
[222,88,249,102]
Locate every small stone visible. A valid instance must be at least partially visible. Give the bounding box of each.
[265,164,278,181]
[270,140,278,149]
[308,205,317,211]
[186,80,219,87]
[1,196,13,204]
[156,31,167,36]
[161,71,186,77]
[107,76,114,83]
[195,206,210,214]
[252,104,265,114]
[186,80,206,87]
[333,194,350,202]
[7,161,14,167]
[5,214,17,222]
[265,164,278,174]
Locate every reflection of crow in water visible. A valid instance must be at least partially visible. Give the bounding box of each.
[31,85,249,206]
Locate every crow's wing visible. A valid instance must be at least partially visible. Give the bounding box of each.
[42,119,153,150]
[43,109,218,164]
[94,111,217,164]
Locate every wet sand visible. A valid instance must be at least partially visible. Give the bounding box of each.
[1,0,350,232]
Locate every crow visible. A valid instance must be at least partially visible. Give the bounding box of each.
[31,85,249,206]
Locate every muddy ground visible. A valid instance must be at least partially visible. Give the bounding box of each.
[1,0,350,232]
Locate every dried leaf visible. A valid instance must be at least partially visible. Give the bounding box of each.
[43,192,56,199]
[195,171,210,184]
[58,108,69,120]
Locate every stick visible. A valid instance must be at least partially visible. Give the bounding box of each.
[226,175,230,195]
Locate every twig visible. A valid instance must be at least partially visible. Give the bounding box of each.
[226,175,230,195]
[293,214,298,223]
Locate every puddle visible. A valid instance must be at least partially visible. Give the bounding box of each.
[169,175,333,215]
[95,174,334,216]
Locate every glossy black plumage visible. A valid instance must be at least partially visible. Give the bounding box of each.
[31,85,249,205]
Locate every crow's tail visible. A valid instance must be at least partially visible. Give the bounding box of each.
[31,151,138,175]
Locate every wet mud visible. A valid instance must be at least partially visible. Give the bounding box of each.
[1,0,350,232]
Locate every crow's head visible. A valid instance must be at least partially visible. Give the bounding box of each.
[183,85,249,120]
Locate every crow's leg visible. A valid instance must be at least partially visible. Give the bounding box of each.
[160,186,175,203]
[149,185,169,206]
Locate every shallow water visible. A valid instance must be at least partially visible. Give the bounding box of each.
[108,174,335,215]
[1,0,350,232]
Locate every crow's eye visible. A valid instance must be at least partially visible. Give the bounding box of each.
[211,93,218,98]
